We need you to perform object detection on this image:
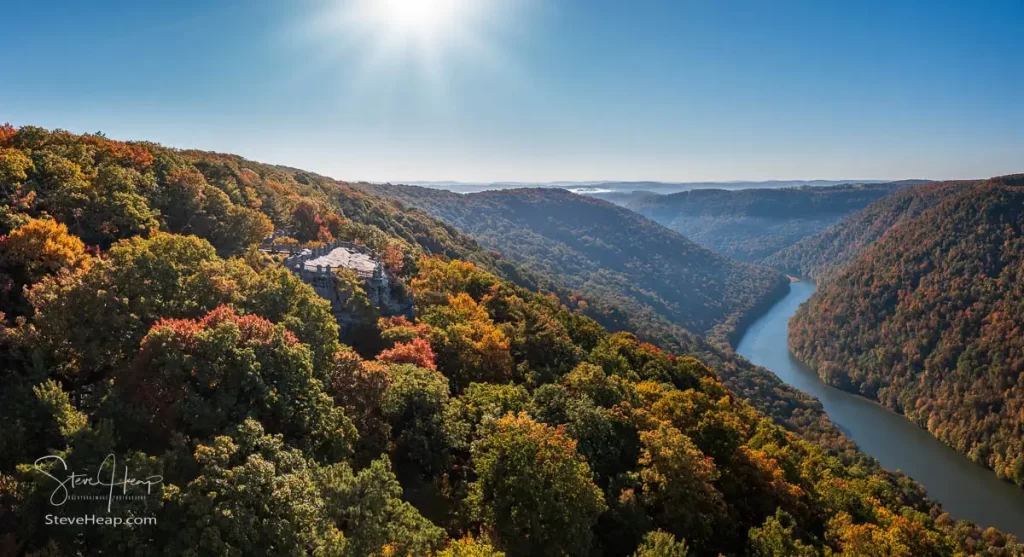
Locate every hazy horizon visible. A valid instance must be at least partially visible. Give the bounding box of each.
[3,117,959,187]
[0,117,956,186]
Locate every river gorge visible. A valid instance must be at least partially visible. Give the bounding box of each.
[736,280,1024,537]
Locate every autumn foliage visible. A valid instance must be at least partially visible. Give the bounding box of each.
[790,176,1024,487]
[125,305,352,458]
[2,218,90,277]
[377,337,437,369]
[0,125,1020,556]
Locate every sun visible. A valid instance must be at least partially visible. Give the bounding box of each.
[330,0,486,48]
[296,0,524,101]
[361,0,472,40]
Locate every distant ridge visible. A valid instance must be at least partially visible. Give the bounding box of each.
[396,179,925,195]
[358,182,789,345]
[591,181,929,262]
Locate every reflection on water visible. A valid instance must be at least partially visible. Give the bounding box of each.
[736,281,1024,537]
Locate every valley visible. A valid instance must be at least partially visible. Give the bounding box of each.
[360,183,791,346]
[591,181,926,262]
[4,126,1022,555]
[738,280,1024,537]
[373,173,1024,542]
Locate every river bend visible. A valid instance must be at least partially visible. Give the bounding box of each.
[736,281,1024,536]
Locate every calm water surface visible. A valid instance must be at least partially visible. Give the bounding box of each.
[736,281,1024,537]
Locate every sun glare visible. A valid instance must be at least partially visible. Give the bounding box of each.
[343,0,482,45]
[297,0,527,103]
[365,0,470,39]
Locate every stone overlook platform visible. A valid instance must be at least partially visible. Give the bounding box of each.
[280,241,385,282]
[297,245,378,279]
[272,240,412,325]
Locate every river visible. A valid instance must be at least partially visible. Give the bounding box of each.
[735,280,1024,537]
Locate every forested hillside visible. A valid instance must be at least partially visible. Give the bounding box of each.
[789,175,1024,491]
[358,184,789,346]
[763,181,972,278]
[1,125,1021,555]
[611,182,920,261]
[0,124,858,459]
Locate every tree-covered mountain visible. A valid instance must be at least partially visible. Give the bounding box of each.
[0,124,857,457]
[345,184,886,481]
[358,184,789,346]
[763,180,972,279]
[603,182,923,262]
[1,125,1021,555]
[788,175,1024,490]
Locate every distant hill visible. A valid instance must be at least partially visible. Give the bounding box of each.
[608,181,926,262]
[359,184,790,345]
[400,179,904,195]
[584,190,659,206]
[788,175,1024,487]
[763,180,965,278]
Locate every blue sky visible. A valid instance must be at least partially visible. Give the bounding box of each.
[3,0,1022,182]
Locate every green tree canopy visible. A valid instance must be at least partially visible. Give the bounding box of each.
[468,412,606,557]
